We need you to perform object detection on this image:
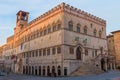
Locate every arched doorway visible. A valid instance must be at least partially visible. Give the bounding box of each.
[43,66,46,76]
[101,58,105,71]
[23,66,25,74]
[39,66,41,76]
[26,66,28,74]
[52,66,56,76]
[32,66,34,75]
[76,46,82,60]
[47,66,50,76]
[35,66,37,75]
[29,66,31,75]
[64,67,67,76]
[57,66,61,76]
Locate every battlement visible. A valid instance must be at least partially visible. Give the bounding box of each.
[29,2,106,26]
[62,2,106,25]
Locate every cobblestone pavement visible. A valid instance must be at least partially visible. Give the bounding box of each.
[0,70,120,80]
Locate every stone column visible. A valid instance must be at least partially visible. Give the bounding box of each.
[110,63,113,70]
[105,63,108,71]
[114,63,116,69]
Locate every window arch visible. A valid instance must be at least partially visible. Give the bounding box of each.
[57,20,61,30]
[84,25,87,34]
[52,22,56,32]
[76,23,81,33]
[47,24,51,33]
[99,30,102,38]
[68,21,73,31]
[93,29,97,36]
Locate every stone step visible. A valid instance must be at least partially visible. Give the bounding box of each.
[70,62,103,76]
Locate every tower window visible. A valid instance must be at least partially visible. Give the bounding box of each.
[68,21,73,31]
[93,29,97,36]
[52,47,56,55]
[76,24,80,33]
[57,46,61,54]
[84,26,87,34]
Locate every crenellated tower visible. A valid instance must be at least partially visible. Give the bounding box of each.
[14,10,29,34]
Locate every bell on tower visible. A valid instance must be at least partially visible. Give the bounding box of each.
[16,10,29,26]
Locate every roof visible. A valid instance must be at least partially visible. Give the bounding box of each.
[111,30,120,34]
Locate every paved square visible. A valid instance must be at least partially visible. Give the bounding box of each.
[0,70,120,80]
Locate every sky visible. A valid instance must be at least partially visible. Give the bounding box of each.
[0,0,120,46]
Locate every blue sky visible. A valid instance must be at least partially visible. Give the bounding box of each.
[0,0,120,46]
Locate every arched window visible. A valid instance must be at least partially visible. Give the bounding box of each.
[44,29,47,35]
[52,22,56,32]
[47,24,51,33]
[47,48,50,55]
[43,66,46,76]
[57,46,61,54]
[99,30,102,38]
[57,20,61,30]
[93,29,97,36]
[57,66,61,76]
[52,47,56,55]
[84,26,87,34]
[43,49,46,56]
[76,23,80,33]
[68,21,73,31]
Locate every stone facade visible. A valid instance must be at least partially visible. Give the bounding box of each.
[1,3,114,76]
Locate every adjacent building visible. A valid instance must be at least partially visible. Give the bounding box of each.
[1,3,115,76]
[0,45,5,71]
[107,30,120,67]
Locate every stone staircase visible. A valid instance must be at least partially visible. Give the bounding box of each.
[70,62,104,76]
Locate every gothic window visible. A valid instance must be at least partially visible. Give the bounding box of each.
[53,23,56,32]
[29,51,31,57]
[69,47,74,54]
[76,23,80,33]
[99,30,102,38]
[48,27,51,33]
[33,31,36,38]
[57,20,61,30]
[28,34,30,41]
[85,49,88,56]
[32,51,34,57]
[36,30,39,37]
[68,21,73,31]
[58,23,61,30]
[57,46,61,54]
[93,29,97,36]
[84,26,87,34]
[52,47,56,55]
[90,23,93,28]
[39,49,42,56]
[35,50,38,57]
[44,29,47,35]
[43,49,46,56]
[47,48,50,55]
